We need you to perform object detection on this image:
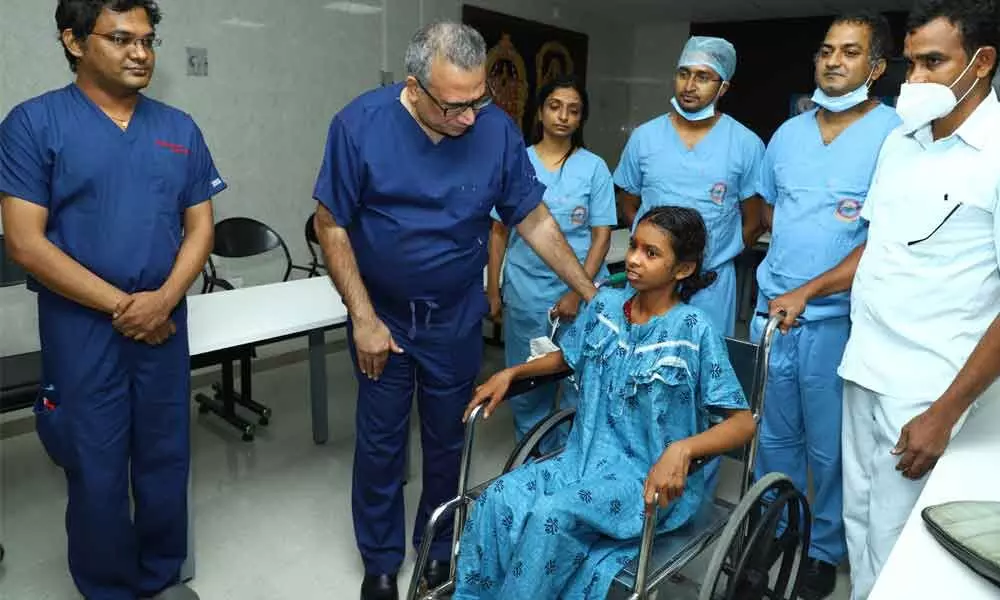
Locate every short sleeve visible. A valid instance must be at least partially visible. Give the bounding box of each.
[0,105,51,206]
[589,159,618,227]
[494,128,544,228]
[613,131,643,195]
[739,134,766,202]
[182,123,226,207]
[557,293,603,372]
[759,137,779,205]
[698,325,748,412]
[313,115,365,228]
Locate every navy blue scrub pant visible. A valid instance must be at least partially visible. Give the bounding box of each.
[34,293,190,600]
[349,296,484,575]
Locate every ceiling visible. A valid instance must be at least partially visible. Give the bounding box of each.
[569,0,912,23]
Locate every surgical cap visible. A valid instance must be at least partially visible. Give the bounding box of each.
[677,36,737,81]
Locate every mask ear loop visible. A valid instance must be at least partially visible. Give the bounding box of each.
[942,47,985,105]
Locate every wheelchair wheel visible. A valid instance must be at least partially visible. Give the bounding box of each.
[699,472,811,600]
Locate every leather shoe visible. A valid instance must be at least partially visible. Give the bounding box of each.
[360,573,398,600]
[798,558,837,600]
[423,559,451,590]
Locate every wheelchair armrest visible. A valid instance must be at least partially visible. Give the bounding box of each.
[504,369,573,399]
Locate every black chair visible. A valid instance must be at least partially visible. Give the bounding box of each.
[0,234,27,289]
[192,217,300,441]
[301,213,327,278]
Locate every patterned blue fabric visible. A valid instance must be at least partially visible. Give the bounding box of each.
[453,287,747,599]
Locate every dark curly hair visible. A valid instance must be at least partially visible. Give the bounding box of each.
[636,206,717,303]
[907,0,999,79]
[56,0,163,72]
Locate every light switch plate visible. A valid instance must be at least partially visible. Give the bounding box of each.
[187,47,209,77]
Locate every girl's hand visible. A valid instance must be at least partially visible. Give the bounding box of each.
[643,441,693,513]
[463,370,515,422]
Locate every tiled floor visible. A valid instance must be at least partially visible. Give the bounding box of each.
[0,334,851,599]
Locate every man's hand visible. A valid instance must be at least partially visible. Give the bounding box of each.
[552,290,581,322]
[768,289,808,333]
[488,289,503,324]
[113,291,173,341]
[145,320,178,346]
[353,316,404,381]
[644,441,693,513]
[893,407,955,480]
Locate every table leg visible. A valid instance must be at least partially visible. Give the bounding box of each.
[309,329,329,444]
[181,464,195,582]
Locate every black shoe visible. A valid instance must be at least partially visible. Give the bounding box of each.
[798,559,837,600]
[423,559,451,590]
[361,573,398,600]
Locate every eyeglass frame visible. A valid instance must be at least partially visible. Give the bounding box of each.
[90,31,163,51]
[414,77,494,118]
[675,67,723,86]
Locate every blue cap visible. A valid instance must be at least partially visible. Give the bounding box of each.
[678,36,737,81]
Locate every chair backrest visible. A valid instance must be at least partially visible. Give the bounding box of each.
[211,217,293,283]
[304,213,319,246]
[724,337,760,413]
[213,217,283,258]
[0,234,27,287]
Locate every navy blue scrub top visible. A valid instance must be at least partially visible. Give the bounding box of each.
[0,84,226,297]
[312,83,544,311]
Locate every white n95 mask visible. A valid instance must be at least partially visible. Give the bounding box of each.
[896,48,983,132]
[527,315,560,362]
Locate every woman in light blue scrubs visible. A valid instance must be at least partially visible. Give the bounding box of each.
[486,75,617,445]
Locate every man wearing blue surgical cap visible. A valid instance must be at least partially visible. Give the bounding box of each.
[614,36,766,339]
[754,12,899,600]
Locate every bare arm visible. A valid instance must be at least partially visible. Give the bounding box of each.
[314,202,377,324]
[645,408,755,507]
[160,201,214,308]
[582,227,612,279]
[617,189,641,230]
[741,195,766,248]
[1,195,127,314]
[515,203,598,302]
[487,220,509,320]
[769,242,866,331]
[464,349,570,421]
[762,202,774,232]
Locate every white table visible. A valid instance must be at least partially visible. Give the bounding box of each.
[187,276,348,444]
[870,391,1000,599]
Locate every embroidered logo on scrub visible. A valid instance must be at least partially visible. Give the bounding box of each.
[835,198,862,222]
[710,182,727,205]
[571,205,588,225]
[155,140,190,155]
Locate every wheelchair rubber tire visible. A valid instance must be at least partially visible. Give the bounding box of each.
[698,472,808,600]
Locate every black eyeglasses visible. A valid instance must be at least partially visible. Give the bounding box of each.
[91,32,162,50]
[415,78,493,118]
[909,196,961,246]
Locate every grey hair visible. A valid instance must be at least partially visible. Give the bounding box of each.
[404,21,487,84]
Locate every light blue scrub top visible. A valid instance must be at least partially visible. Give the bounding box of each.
[756,104,900,321]
[613,113,765,271]
[494,147,617,311]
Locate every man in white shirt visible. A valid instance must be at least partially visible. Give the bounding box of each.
[767,1,1000,598]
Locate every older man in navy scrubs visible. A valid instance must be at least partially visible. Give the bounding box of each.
[0,1,223,599]
[312,21,598,600]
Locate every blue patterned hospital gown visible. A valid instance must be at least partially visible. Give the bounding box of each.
[453,287,748,599]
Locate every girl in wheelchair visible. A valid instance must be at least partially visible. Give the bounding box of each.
[454,206,757,599]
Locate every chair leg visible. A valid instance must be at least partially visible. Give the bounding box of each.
[195,359,257,442]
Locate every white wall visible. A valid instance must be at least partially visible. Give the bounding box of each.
[0,0,689,358]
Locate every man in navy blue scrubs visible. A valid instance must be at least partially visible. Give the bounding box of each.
[313,21,599,600]
[0,2,223,599]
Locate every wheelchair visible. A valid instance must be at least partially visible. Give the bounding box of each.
[408,313,812,600]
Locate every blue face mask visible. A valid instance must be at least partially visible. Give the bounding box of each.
[811,67,875,113]
[671,96,716,121]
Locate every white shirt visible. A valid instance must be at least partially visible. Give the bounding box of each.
[839,90,1000,400]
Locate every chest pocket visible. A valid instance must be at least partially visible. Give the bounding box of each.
[150,148,188,216]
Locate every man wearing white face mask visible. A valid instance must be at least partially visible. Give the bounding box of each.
[754,12,900,599]
[768,1,1000,598]
[615,36,766,339]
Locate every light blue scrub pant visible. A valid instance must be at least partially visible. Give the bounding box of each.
[502,307,576,452]
[750,309,849,565]
[690,260,737,338]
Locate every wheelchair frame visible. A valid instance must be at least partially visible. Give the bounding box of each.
[408,313,810,600]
